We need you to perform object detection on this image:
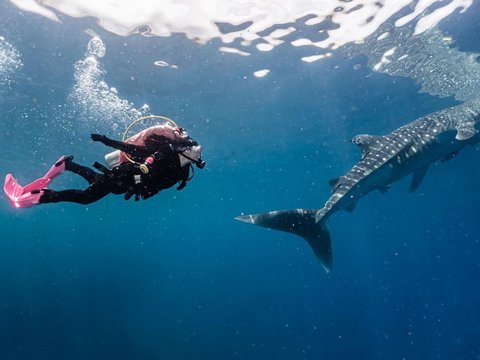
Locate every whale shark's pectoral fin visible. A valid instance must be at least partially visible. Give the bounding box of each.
[344,201,357,213]
[351,134,383,158]
[441,151,458,162]
[409,167,428,192]
[235,209,332,273]
[379,185,391,194]
[455,123,477,140]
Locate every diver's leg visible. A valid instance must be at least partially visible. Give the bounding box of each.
[64,158,102,185]
[39,178,113,205]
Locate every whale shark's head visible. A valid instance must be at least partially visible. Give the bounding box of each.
[351,134,383,158]
[351,134,373,145]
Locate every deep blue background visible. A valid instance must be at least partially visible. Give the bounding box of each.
[1,2,480,359]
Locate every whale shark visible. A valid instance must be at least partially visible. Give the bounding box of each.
[236,99,480,273]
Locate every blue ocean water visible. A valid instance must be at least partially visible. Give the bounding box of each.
[1,2,480,359]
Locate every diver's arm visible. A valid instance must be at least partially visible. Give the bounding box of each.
[90,134,151,157]
[176,165,191,190]
[151,145,175,161]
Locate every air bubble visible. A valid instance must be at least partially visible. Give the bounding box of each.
[86,37,106,58]
[69,36,149,128]
[0,37,23,87]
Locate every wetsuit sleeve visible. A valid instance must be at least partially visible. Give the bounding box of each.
[151,144,175,161]
[92,135,152,157]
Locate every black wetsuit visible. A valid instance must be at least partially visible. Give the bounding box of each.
[39,135,191,205]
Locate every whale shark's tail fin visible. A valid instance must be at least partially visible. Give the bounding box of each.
[235,209,332,273]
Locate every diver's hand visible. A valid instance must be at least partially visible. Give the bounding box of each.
[91,134,107,143]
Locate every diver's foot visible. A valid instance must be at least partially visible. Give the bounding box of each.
[55,155,74,169]
[33,188,56,203]
[31,188,53,195]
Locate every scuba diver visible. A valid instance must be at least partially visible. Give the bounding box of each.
[4,122,205,208]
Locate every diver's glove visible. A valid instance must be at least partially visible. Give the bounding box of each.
[91,134,107,143]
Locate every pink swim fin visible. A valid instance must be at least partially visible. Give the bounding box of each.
[4,155,68,208]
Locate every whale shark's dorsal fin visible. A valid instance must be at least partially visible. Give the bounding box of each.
[351,134,383,158]
[329,177,342,192]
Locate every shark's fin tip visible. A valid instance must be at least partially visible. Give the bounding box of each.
[234,214,255,224]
